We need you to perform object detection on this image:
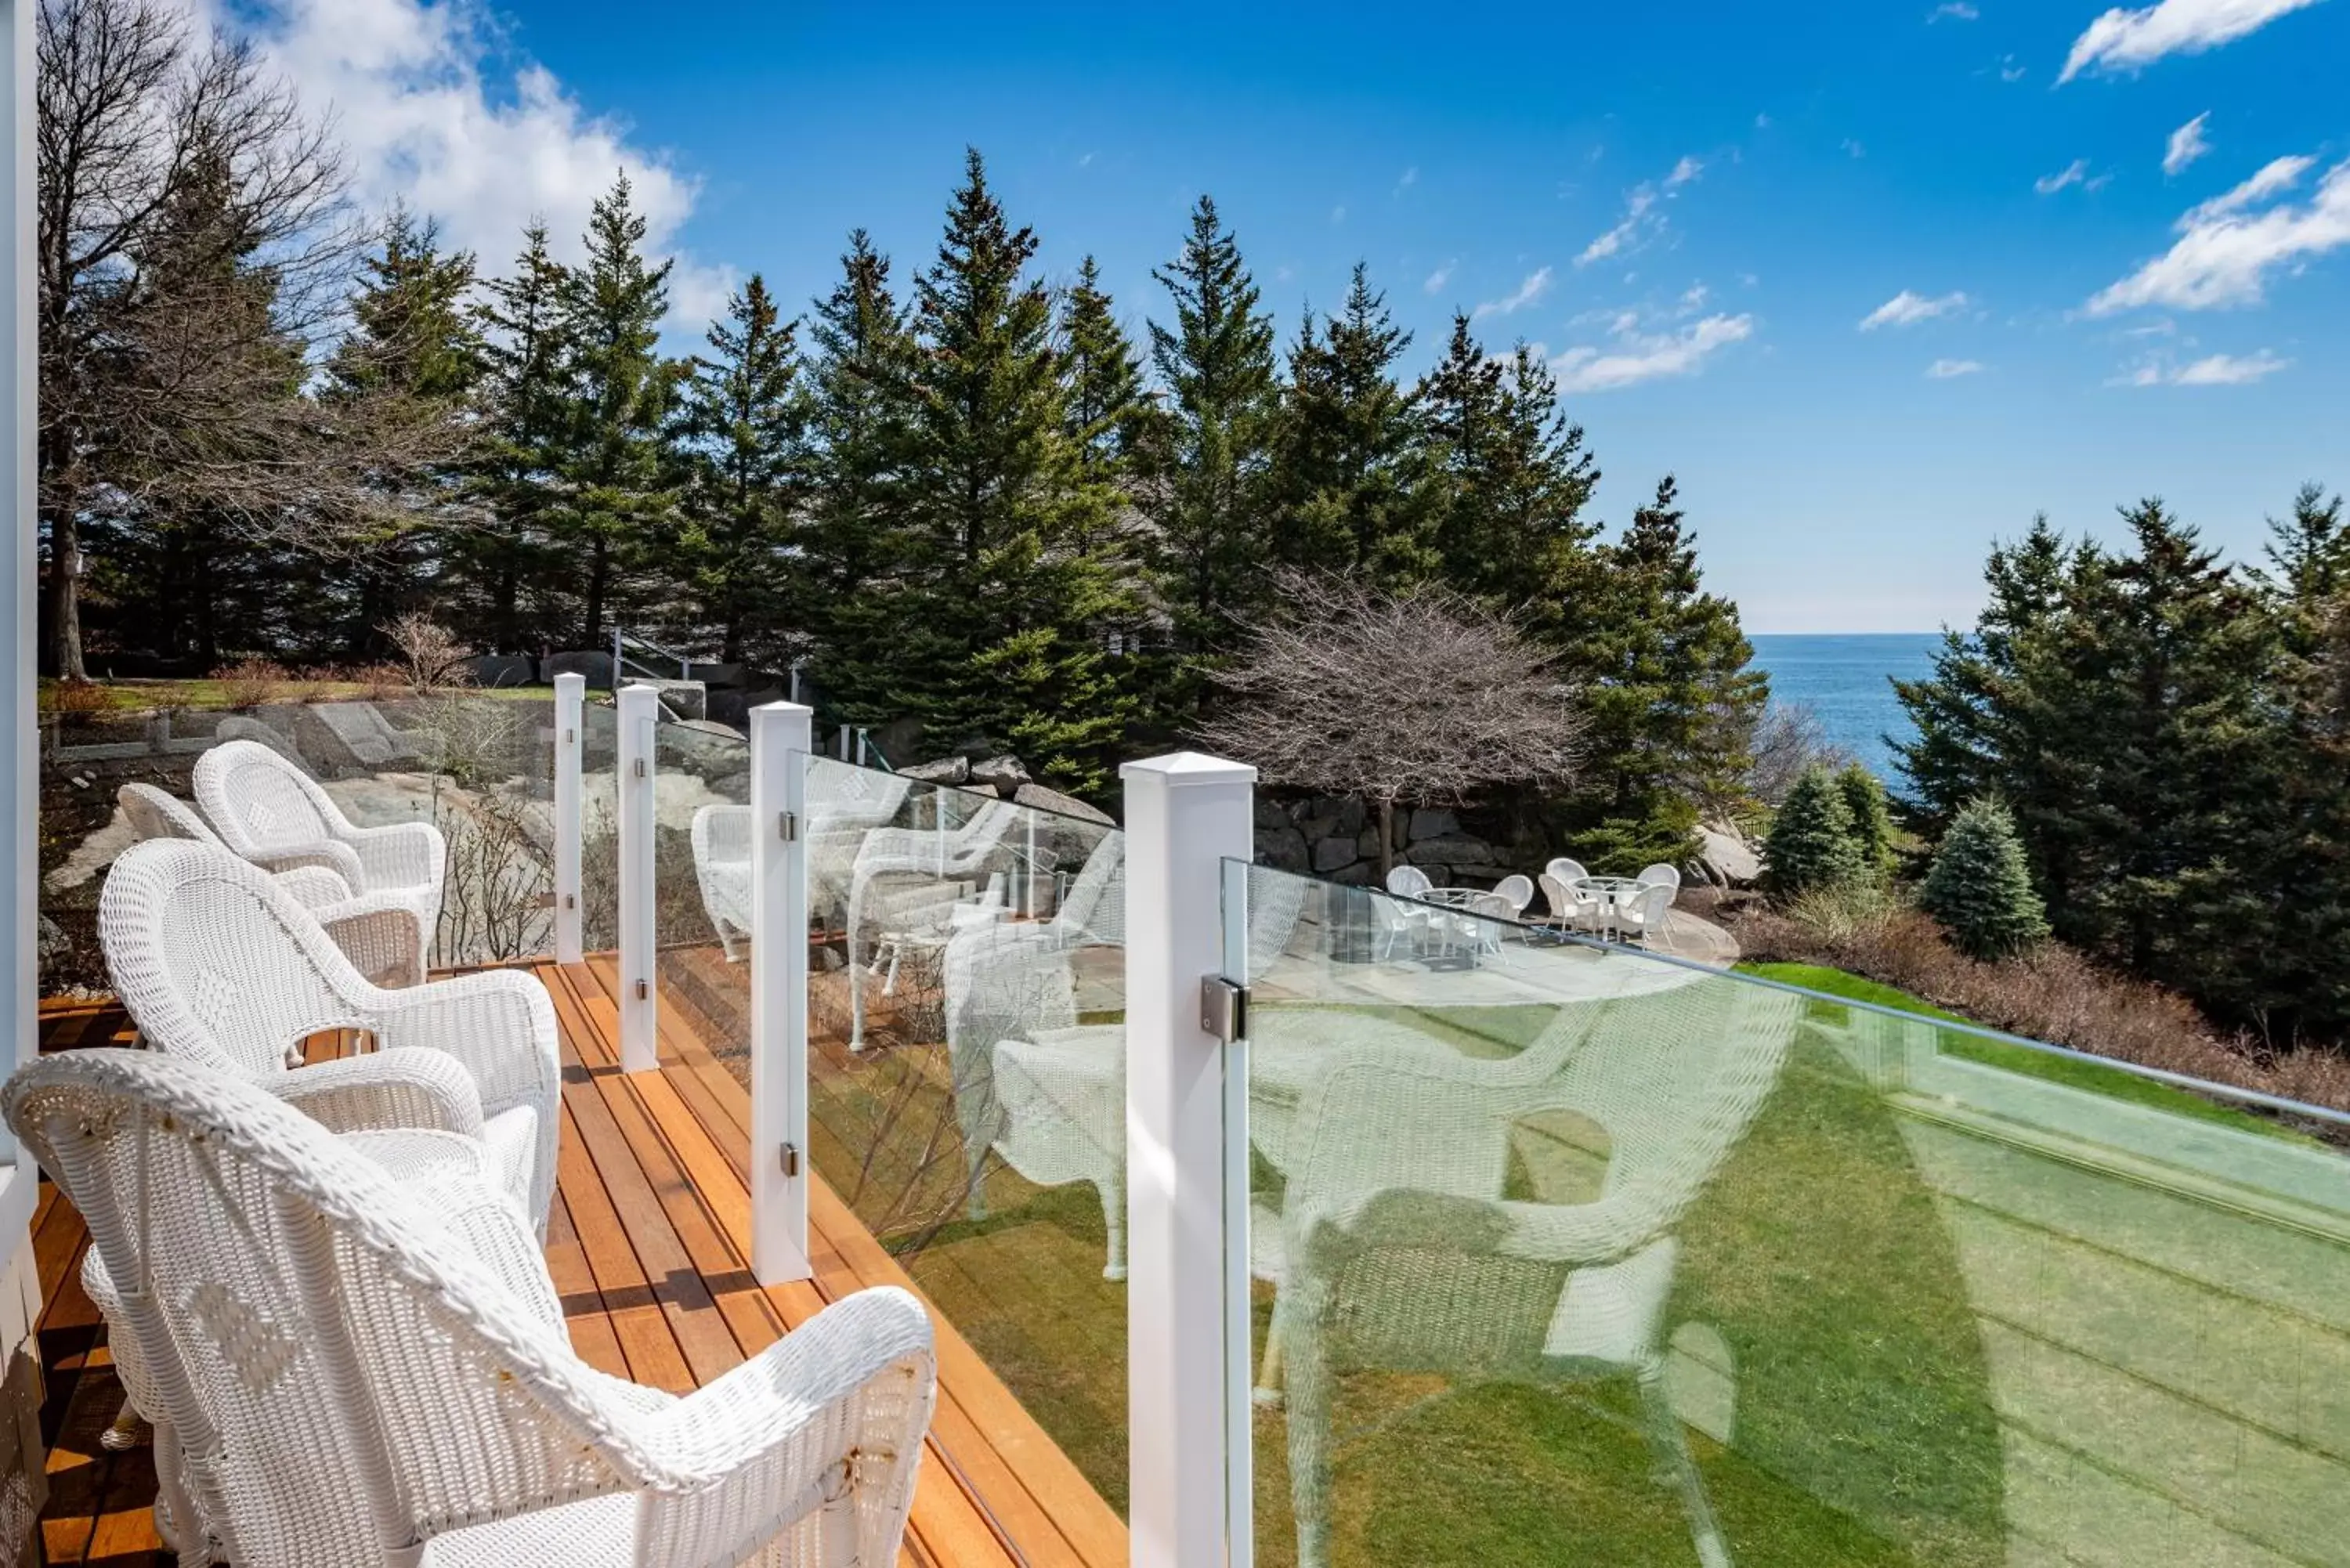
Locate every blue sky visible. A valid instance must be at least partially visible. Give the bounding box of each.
[225,0,2350,631]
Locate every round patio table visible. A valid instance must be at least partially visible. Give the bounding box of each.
[1573,876,1646,941]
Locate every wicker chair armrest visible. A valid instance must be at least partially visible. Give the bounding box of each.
[311,898,428,988]
[631,1287,935,1563]
[344,819,445,890]
[268,1050,485,1140]
[273,865,356,909]
[1303,1186,1659,1272]
[249,838,369,887]
[363,970,560,1124]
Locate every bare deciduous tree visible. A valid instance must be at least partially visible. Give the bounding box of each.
[1745,701,1855,808]
[381,612,474,697]
[1195,570,1583,876]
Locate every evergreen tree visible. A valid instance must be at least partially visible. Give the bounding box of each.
[1415,318,1599,622]
[889,148,1135,792]
[1835,762,1897,883]
[671,274,803,663]
[1761,764,1864,902]
[322,208,483,655]
[796,230,913,720]
[1551,476,1767,869]
[550,172,679,645]
[1058,255,1148,495]
[1140,196,1280,724]
[2255,482,2350,652]
[1267,264,1430,587]
[1919,798,2050,961]
[465,222,573,650]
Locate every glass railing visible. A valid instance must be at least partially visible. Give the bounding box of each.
[653,714,754,1078]
[1220,862,2350,1568]
[803,753,1133,1515]
[36,691,564,990]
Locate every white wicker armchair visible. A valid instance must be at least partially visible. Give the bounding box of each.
[119,782,429,987]
[194,739,447,978]
[689,802,756,961]
[1256,979,1800,1568]
[8,1048,937,1568]
[99,839,562,1230]
[846,796,1020,1049]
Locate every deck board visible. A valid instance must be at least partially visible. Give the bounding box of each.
[28,967,1126,1568]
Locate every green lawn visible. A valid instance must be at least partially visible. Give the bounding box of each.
[38,676,554,713]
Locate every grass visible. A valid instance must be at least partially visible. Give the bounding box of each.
[1737,960,2305,1140]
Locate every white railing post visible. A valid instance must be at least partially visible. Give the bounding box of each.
[1124,750,1256,1568]
[616,682,659,1072]
[749,699,815,1284]
[552,673,584,966]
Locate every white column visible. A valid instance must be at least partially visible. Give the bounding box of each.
[0,0,36,1247]
[552,673,584,966]
[1123,750,1256,1568]
[749,701,815,1283]
[616,683,659,1073]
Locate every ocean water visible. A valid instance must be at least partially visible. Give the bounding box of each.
[1748,633,1943,782]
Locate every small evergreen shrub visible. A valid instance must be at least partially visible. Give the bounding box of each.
[1835,763,1897,883]
[1918,797,2050,960]
[1761,764,1865,902]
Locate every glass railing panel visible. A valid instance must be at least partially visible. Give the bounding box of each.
[653,715,754,1080]
[1220,859,2350,1568]
[803,753,1132,1514]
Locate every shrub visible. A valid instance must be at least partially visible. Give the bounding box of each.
[42,680,114,714]
[379,612,475,695]
[214,658,293,710]
[1760,764,1864,903]
[1919,798,2049,961]
[1783,877,1901,945]
[1835,763,1897,883]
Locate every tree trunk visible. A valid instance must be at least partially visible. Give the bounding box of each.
[43,505,88,681]
[583,537,610,648]
[1377,797,1395,880]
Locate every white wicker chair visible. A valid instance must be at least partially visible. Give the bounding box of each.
[119,783,428,987]
[846,796,1020,1050]
[194,739,447,979]
[1637,862,1683,900]
[689,803,756,962]
[1540,858,1605,934]
[1617,880,1676,947]
[1256,979,1800,1568]
[99,839,562,1231]
[8,1048,936,1568]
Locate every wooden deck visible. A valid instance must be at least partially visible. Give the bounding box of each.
[27,957,1128,1568]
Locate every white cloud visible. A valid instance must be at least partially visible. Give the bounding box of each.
[2035,158,2100,194]
[2000,53,2028,81]
[1678,284,1710,312]
[1330,204,1347,223]
[1423,260,1456,294]
[1397,166,1419,188]
[1930,2,1980,20]
[2164,112,2212,175]
[1473,266,1554,318]
[2088,154,2348,312]
[190,0,714,330]
[1927,358,1986,378]
[1860,288,1969,329]
[1576,186,1658,266]
[1842,138,1868,158]
[1548,313,1755,393]
[1755,112,1773,128]
[2122,349,2290,384]
[1665,154,1705,188]
[2061,0,2329,81]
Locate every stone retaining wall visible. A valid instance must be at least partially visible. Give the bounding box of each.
[1253,796,1510,887]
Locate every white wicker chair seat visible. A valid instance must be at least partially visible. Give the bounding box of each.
[194,739,446,978]
[1257,981,1800,1568]
[9,1049,936,1568]
[99,839,562,1230]
[845,797,1021,1050]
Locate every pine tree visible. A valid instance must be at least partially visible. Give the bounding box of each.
[1919,798,2049,961]
[1268,264,1430,587]
[1058,255,1148,495]
[465,222,572,650]
[1835,762,1897,883]
[797,230,913,722]
[890,148,1135,792]
[1140,196,1280,728]
[550,172,679,645]
[1415,318,1599,622]
[671,275,803,663]
[1551,476,1767,869]
[1761,764,1864,903]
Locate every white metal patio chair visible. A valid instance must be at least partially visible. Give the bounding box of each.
[1257,979,1800,1568]
[1491,873,1535,918]
[1617,880,1676,947]
[195,739,447,981]
[99,839,562,1232]
[8,1048,937,1568]
[1637,862,1683,901]
[119,783,429,987]
[1383,864,1433,900]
